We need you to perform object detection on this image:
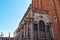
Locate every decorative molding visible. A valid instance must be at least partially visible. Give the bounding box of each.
[54,16,57,22]
[50,0,54,6]
[32,8,49,15]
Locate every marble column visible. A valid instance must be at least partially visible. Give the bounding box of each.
[30,22,33,40]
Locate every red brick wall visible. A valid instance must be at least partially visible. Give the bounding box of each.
[32,0,60,40]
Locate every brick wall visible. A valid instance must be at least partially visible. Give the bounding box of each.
[32,0,60,40]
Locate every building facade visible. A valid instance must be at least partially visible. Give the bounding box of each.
[14,0,60,40]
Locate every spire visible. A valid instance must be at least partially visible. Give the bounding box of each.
[9,32,10,40]
[9,32,10,37]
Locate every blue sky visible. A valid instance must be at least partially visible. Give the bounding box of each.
[0,0,31,37]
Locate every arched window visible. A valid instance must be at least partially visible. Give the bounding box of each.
[46,25,50,32]
[39,20,45,31]
[33,21,38,31]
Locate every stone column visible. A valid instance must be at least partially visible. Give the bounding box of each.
[26,22,29,40]
[22,25,25,40]
[30,22,33,40]
[20,30,22,40]
[38,21,40,40]
[19,32,21,40]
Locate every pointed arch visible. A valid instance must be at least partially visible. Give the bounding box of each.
[39,20,45,31]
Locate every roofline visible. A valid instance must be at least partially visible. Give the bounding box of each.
[14,4,32,34]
